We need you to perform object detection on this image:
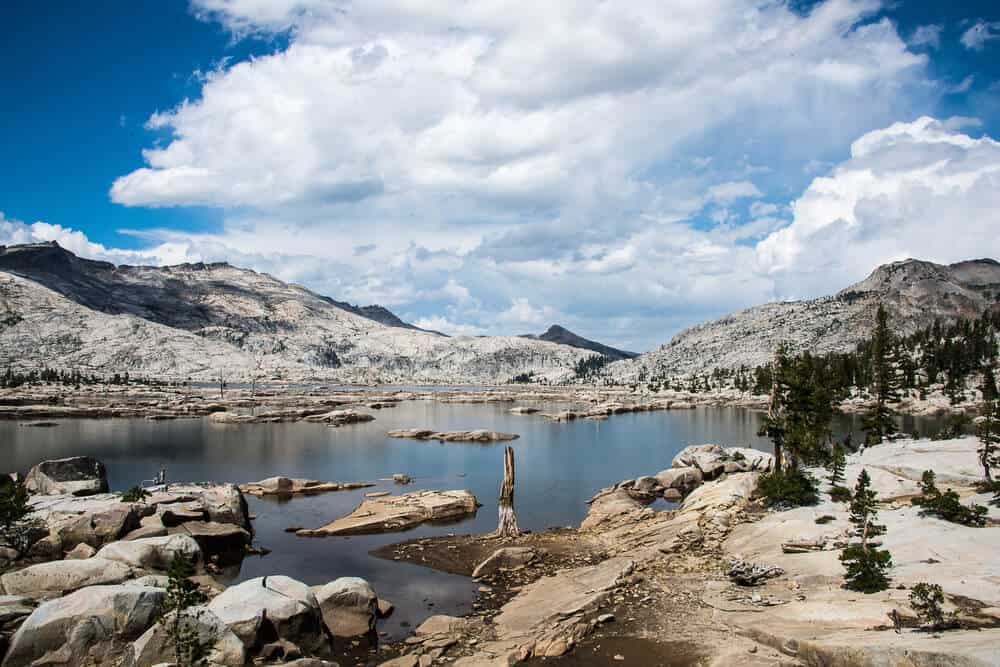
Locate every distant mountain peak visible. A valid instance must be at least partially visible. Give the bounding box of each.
[523,323,637,360]
[612,256,1000,381]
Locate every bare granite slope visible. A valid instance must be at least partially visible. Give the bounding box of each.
[0,243,595,382]
[609,257,1000,379]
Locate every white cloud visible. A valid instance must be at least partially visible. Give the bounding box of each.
[947,75,974,95]
[76,0,996,351]
[411,315,485,337]
[960,20,1000,51]
[750,201,780,218]
[112,0,923,222]
[22,110,1000,354]
[756,117,1000,298]
[706,181,763,204]
[908,24,942,50]
[0,213,195,266]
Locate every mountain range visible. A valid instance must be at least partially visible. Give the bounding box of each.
[0,241,997,384]
[0,242,597,383]
[607,257,1000,382]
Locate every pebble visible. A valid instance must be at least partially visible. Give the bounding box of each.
[613,654,625,661]
[597,613,615,624]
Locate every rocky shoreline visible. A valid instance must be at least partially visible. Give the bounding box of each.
[0,390,997,665]
[371,437,1000,666]
[0,380,983,430]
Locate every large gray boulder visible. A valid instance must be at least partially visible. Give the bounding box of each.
[96,534,201,571]
[654,467,704,493]
[2,585,164,667]
[24,457,108,497]
[314,577,378,637]
[151,483,252,533]
[1,558,133,597]
[207,576,329,655]
[126,606,245,666]
[29,494,144,551]
[672,444,727,479]
[726,447,774,472]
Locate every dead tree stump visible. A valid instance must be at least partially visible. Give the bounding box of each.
[496,445,520,538]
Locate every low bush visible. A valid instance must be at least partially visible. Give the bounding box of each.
[121,485,151,503]
[912,470,987,527]
[829,484,852,503]
[909,582,959,630]
[757,469,819,508]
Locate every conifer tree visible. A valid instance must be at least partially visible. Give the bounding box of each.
[977,401,999,484]
[982,366,998,403]
[827,444,846,487]
[840,469,892,592]
[863,305,901,445]
[163,554,212,666]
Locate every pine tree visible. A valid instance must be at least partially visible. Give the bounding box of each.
[759,346,790,472]
[977,401,1000,484]
[982,366,998,403]
[163,554,212,666]
[840,469,892,593]
[827,444,846,487]
[863,305,901,445]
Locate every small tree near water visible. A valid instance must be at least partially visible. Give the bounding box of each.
[976,401,999,484]
[163,553,213,666]
[840,469,892,593]
[0,476,40,558]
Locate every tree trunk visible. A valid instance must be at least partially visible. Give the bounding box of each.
[768,377,783,473]
[496,446,520,538]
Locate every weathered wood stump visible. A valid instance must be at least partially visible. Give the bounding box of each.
[496,446,520,538]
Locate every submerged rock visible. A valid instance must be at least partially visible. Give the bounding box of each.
[24,456,108,497]
[387,428,519,443]
[298,490,478,536]
[239,477,373,497]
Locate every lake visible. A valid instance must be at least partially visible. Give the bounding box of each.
[0,400,943,638]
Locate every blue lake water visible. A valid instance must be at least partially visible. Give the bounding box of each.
[0,400,943,638]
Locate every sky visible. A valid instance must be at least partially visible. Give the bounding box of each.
[2,0,1000,352]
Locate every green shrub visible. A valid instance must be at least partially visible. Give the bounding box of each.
[0,477,31,528]
[121,486,151,503]
[840,544,893,593]
[912,470,987,527]
[829,484,852,503]
[757,469,819,508]
[909,582,959,630]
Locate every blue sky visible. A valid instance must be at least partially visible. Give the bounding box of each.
[2,1,1000,350]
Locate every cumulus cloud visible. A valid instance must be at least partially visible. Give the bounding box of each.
[756,117,1000,298]
[960,20,1000,51]
[87,1,998,350]
[112,0,922,220]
